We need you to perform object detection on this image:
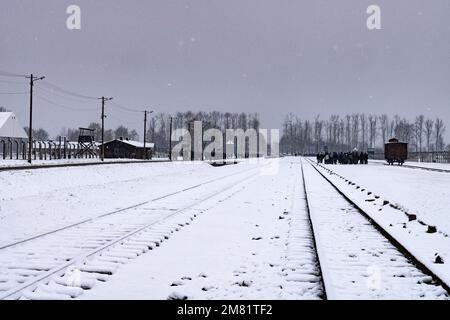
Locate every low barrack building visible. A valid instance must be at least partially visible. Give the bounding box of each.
[0,112,28,158]
[98,137,155,159]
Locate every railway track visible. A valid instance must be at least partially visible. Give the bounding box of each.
[399,164,450,174]
[372,160,450,174]
[0,159,171,172]
[301,158,449,299]
[0,164,263,300]
[280,164,325,299]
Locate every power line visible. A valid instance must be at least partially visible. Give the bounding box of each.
[0,69,27,78]
[39,80,99,101]
[35,92,98,111]
[110,101,144,113]
[107,112,143,125]
[35,85,97,104]
[0,79,27,85]
[0,91,28,95]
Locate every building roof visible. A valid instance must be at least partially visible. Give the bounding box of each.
[0,112,28,139]
[101,139,155,148]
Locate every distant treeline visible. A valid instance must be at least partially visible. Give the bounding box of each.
[280,114,447,154]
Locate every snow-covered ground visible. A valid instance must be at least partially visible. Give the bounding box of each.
[1,157,449,300]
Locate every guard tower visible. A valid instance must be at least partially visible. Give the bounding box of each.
[76,127,96,157]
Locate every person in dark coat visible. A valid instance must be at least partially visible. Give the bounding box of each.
[352,151,358,164]
[359,152,364,164]
[332,152,338,164]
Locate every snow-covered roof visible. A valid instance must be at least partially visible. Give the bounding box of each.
[102,139,155,148]
[0,112,28,139]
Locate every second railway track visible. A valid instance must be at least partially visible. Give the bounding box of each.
[301,158,449,299]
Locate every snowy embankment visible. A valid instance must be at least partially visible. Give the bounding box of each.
[0,160,253,247]
[80,158,323,300]
[312,161,450,289]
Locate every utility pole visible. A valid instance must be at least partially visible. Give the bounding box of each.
[169,117,173,161]
[100,96,113,162]
[143,110,154,160]
[26,74,45,164]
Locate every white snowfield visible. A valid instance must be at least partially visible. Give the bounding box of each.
[0,157,449,300]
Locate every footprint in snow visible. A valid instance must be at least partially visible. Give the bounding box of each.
[202,286,215,292]
[170,280,184,287]
[181,276,192,281]
[198,273,208,278]
[167,291,188,300]
[234,280,253,287]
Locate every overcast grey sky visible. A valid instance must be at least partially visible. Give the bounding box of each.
[0,0,449,139]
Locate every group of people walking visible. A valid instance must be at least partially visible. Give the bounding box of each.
[316,151,369,165]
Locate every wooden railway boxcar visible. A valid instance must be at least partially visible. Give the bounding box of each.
[385,138,408,165]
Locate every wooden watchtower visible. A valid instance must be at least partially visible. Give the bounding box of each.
[76,127,96,157]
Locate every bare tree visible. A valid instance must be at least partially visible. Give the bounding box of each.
[414,115,424,154]
[360,114,367,150]
[434,118,445,151]
[345,115,351,147]
[425,119,434,152]
[314,115,323,153]
[351,114,359,149]
[339,119,345,151]
[379,114,389,144]
[368,114,377,149]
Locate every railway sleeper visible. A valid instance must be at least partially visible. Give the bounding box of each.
[103,251,139,260]
[54,273,97,290]
[78,264,117,275]
[36,281,84,298]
